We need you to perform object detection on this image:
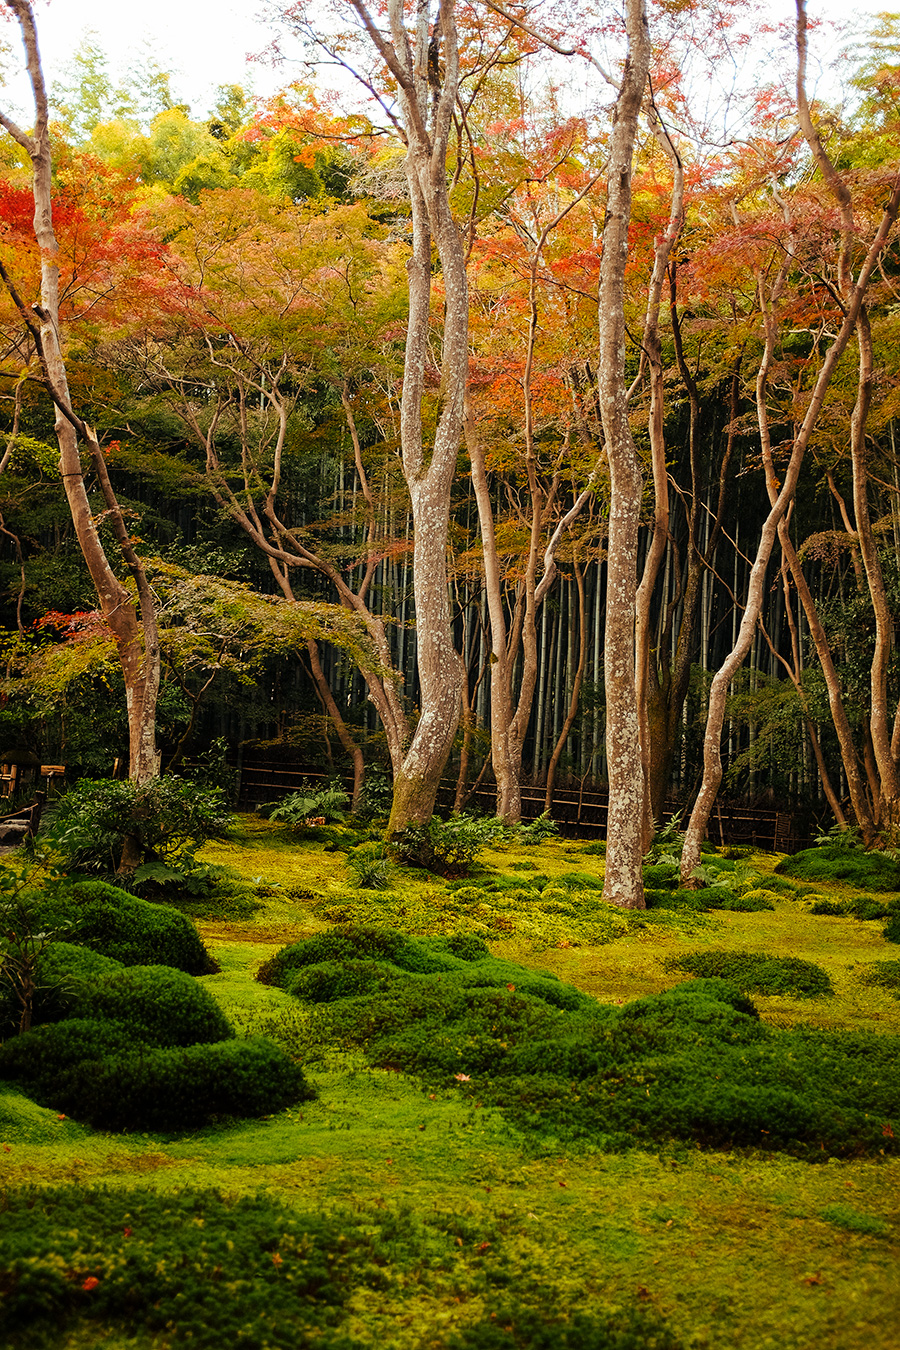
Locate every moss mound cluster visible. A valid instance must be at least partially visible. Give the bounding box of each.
[664,949,833,998]
[774,846,900,891]
[1,938,311,1132]
[857,960,900,995]
[261,926,897,1157]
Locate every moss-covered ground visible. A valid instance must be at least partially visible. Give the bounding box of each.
[1,818,898,1349]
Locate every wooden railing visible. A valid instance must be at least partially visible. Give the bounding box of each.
[235,757,813,854]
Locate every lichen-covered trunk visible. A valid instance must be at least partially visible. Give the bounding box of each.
[597,0,651,910]
[381,0,466,834]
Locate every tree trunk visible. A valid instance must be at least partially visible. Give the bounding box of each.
[597,0,651,910]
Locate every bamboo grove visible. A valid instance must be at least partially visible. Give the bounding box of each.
[1,0,900,901]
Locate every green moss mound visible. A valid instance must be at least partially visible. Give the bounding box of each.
[774,847,900,891]
[857,960,900,994]
[665,950,833,998]
[0,1185,682,1350]
[39,880,217,974]
[264,926,897,1157]
[445,1306,683,1350]
[65,963,235,1046]
[0,1023,310,1131]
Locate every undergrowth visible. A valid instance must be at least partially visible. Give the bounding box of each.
[259,925,896,1158]
[0,1185,682,1350]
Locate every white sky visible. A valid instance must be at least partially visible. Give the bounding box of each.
[1,0,892,122]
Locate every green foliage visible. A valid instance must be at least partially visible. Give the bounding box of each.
[50,775,232,874]
[883,911,900,943]
[0,1026,312,1131]
[354,763,393,821]
[814,823,864,851]
[258,781,350,826]
[38,879,217,974]
[517,812,560,842]
[445,1306,683,1350]
[809,898,848,916]
[820,1204,890,1238]
[57,963,235,1047]
[390,813,506,875]
[845,895,890,921]
[775,846,900,891]
[643,812,685,863]
[345,844,394,890]
[0,1185,681,1350]
[665,950,833,998]
[264,928,897,1157]
[856,960,900,994]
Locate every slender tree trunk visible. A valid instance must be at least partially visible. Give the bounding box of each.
[598,0,651,909]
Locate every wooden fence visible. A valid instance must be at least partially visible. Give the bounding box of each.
[236,757,813,854]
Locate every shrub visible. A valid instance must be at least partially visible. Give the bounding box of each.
[721,889,777,912]
[516,812,560,841]
[389,814,505,875]
[49,776,232,874]
[266,927,898,1157]
[809,899,848,916]
[774,846,900,891]
[885,912,900,943]
[257,926,457,987]
[845,895,887,921]
[17,941,124,1029]
[39,880,217,974]
[345,845,394,890]
[857,960,900,993]
[0,1018,134,1090]
[665,950,833,998]
[258,781,349,825]
[61,964,235,1046]
[642,862,679,890]
[282,959,405,1003]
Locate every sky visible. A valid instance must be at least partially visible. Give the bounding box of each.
[0,0,892,123]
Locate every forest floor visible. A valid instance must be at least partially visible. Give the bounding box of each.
[2,818,898,1350]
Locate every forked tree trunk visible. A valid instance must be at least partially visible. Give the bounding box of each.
[349,0,467,833]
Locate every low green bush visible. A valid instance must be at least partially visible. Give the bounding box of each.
[809,899,847,916]
[0,1024,311,1131]
[856,960,900,993]
[38,880,217,974]
[721,889,776,912]
[345,845,394,891]
[49,775,232,875]
[845,895,888,921]
[665,950,833,998]
[886,912,900,943]
[641,863,679,890]
[774,846,900,891]
[389,813,506,875]
[64,964,235,1046]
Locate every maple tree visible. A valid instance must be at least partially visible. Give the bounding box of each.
[0,0,164,797]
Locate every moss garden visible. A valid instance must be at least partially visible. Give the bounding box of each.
[1,818,898,1350]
